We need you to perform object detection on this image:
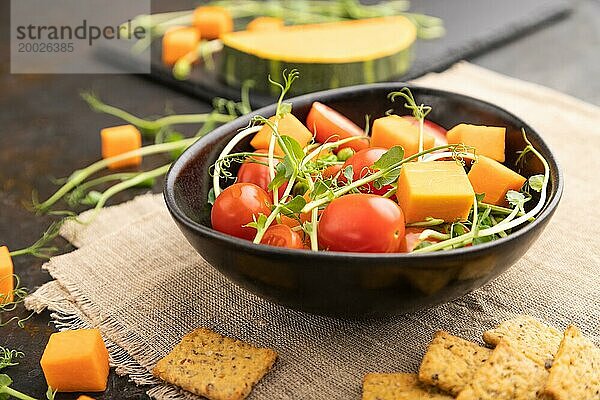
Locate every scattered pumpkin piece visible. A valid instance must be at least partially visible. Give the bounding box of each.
[446,123,506,162]
[100,124,142,170]
[468,155,526,205]
[0,246,14,304]
[40,328,110,392]
[397,161,475,223]
[250,113,314,156]
[371,115,435,157]
[162,26,201,66]
[193,6,233,40]
[247,16,285,31]
[77,396,96,400]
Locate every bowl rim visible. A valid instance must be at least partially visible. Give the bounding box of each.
[164,82,564,261]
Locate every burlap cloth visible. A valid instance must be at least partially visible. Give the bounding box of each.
[25,62,600,399]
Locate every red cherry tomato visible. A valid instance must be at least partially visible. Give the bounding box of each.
[211,183,272,241]
[337,147,392,196]
[279,214,301,228]
[317,194,405,253]
[401,116,448,147]
[306,102,369,153]
[260,224,304,249]
[237,150,286,198]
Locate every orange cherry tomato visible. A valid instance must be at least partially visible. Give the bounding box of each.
[318,194,405,253]
[401,116,448,147]
[260,224,304,249]
[337,147,392,196]
[211,183,272,241]
[306,102,369,153]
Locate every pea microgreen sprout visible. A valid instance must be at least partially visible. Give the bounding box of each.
[81,92,236,137]
[388,87,432,161]
[8,219,72,259]
[0,275,34,328]
[137,0,444,39]
[0,347,23,371]
[0,372,55,400]
[34,138,197,214]
[173,40,224,79]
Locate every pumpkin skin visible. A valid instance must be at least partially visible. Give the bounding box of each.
[219,17,416,95]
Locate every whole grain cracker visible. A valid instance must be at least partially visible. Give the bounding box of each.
[543,325,600,400]
[456,340,549,400]
[152,327,277,400]
[483,315,562,367]
[362,373,453,400]
[418,330,492,395]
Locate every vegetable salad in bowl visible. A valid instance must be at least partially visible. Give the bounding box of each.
[209,70,549,253]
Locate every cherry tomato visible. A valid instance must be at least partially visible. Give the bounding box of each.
[260,224,304,249]
[211,183,272,241]
[402,116,448,147]
[279,214,301,228]
[317,194,405,253]
[306,102,369,153]
[237,150,286,198]
[337,147,392,196]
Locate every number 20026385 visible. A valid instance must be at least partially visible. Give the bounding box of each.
[18,42,74,53]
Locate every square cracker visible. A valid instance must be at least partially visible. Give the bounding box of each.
[483,315,562,367]
[456,340,549,400]
[543,325,600,400]
[152,327,277,400]
[418,331,492,395]
[362,373,453,400]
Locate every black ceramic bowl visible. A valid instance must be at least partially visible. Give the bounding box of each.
[164,83,563,318]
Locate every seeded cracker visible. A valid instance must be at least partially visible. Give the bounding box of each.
[456,340,549,400]
[362,373,453,400]
[543,325,600,400]
[418,331,492,395]
[483,315,562,367]
[152,328,277,400]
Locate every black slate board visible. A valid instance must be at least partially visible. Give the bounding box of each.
[110,0,572,108]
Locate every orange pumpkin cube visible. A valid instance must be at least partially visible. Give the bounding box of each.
[468,155,526,205]
[397,161,475,223]
[193,6,234,40]
[247,17,285,32]
[447,123,506,162]
[100,124,142,170]
[0,246,14,304]
[250,113,313,156]
[162,26,201,66]
[77,397,96,400]
[371,115,435,157]
[40,328,110,392]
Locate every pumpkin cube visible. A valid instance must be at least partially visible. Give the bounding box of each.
[247,17,285,32]
[40,328,110,392]
[100,124,142,170]
[193,6,233,40]
[468,155,526,205]
[162,26,201,66]
[78,397,96,400]
[0,246,14,305]
[250,113,313,156]
[397,161,475,223]
[447,123,506,162]
[371,115,435,157]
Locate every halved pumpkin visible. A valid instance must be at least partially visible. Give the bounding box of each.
[219,16,417,95]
